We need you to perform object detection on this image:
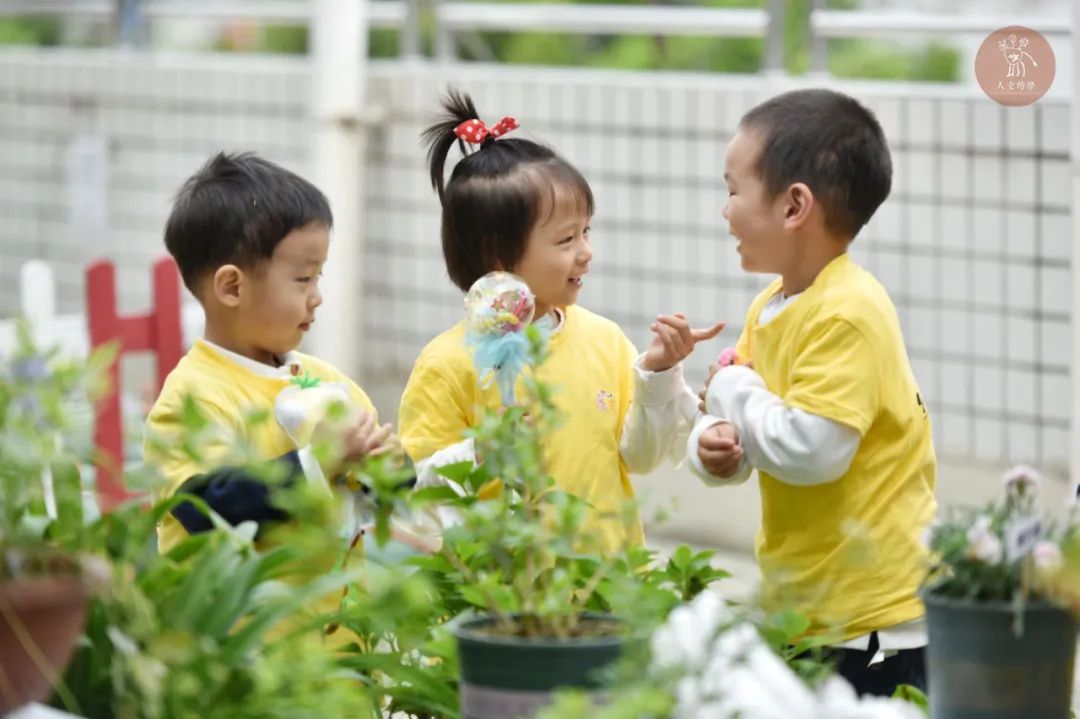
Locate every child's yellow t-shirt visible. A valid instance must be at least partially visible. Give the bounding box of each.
[398,304,644,553]
[736,253,937,640]
[145,340,376,554]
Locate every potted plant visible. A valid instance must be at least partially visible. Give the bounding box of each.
[0,321,385,717]
[372,324,727,719]
[54,494,380,719]
[922,465,1080,719]
[0,323,113,713]
[48,387,395,718]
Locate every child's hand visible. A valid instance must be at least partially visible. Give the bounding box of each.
[643,314,725,372]
[697,350,753,412]
[697,421,743,478]
[340,410,394,464]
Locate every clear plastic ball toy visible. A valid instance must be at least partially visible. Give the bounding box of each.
[464,271,535,337]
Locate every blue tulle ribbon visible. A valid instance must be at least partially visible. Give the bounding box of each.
[466,325,549,405]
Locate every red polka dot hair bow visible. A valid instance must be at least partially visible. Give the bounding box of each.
[454,116,520,146]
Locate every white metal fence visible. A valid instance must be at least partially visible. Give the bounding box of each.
[0,48,1072,474]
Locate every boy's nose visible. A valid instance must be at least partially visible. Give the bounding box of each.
[310,287,323,309]
[722,202,730,221]
[578,241,594,264]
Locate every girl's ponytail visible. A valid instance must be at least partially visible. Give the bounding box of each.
[421,89,480,203]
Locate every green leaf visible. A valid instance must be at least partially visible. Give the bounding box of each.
[290,371,322,389]
[339,653,459,711]
[434,461,475,484]
[163,531,213,563]
[220,568,361,664]
[459,585,490,609]
[670,545,693,572]
[179,394,209,432]
[410,485,467,506]
[50,459,84,538]
[760,609,812,647]
[893,684,929,714]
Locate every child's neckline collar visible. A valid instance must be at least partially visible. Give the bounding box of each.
[197,338,302,379]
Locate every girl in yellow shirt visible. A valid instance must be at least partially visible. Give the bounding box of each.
[399,90,722,552]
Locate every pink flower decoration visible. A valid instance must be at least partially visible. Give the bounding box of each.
[717,348,739,367]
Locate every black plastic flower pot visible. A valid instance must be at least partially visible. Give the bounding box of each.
[924,593,1078,719]
[451,613,635,719]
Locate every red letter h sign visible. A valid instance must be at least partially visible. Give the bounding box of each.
[86,258,183,512]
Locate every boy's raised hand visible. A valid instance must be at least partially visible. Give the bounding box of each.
[698,421,744,478]
[643,313,726,372]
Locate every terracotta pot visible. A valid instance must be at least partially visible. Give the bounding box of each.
[0,574,89,714]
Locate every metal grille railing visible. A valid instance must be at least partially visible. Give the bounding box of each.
[0,50,1072,472]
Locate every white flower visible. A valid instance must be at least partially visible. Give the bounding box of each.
[1032,541,1063,571]
[698,624,817,719]
[815,676,927,718]
[1002,465,1040,492]
[966,516,1003,563]
[651,590,732,670]
[655,593,921,719]
[826,695,928,719]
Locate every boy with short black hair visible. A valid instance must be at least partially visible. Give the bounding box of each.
[147,152,391,553]
[690,89,937,696]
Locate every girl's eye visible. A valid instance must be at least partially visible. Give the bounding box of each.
[583,226,591,236]
[559,236,574,245]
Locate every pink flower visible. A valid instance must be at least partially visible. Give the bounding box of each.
[966,516,1002,564]
[1002,465,1040,492]
[1032,541,1063,571]
[717,348,739,367]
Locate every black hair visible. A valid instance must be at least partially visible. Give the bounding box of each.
[739,88,892,239]
[164,152,333,292]
[422,89,594,293]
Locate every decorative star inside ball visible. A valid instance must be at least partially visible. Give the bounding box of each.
[463,272,540,406]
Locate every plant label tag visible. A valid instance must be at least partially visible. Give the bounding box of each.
[1004,514,1043,562]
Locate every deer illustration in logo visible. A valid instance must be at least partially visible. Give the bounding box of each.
[999,34,1038,78]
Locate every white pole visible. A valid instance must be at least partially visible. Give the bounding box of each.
[310,0,367,378]
[20,260,57,334]
[1071,0,1080,502]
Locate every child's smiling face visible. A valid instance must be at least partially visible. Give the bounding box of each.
[512,186,593,320]
[722,129,790,275]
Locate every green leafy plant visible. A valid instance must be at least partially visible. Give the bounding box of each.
[0,324,393,717]
[335,326,736,717]
[398,327,728,640]
[0,321,113,570]
[56,498,374,719]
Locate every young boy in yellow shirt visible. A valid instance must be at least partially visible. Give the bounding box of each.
[145,152,392,554]
[688,89,937,696]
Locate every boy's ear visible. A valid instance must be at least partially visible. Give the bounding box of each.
[212,264,244,307]
[782,182,815,231]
